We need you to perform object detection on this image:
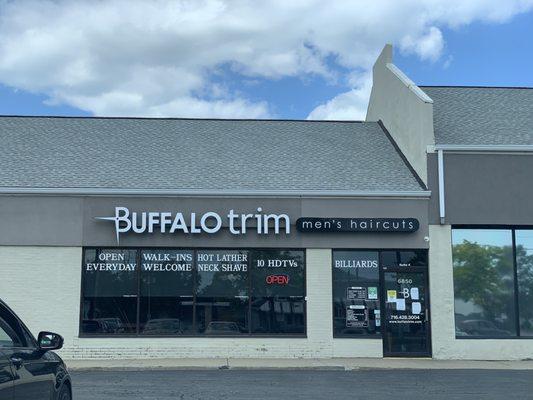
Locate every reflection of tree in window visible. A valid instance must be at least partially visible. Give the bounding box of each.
[453,237,516,337]
[516,230,533,336]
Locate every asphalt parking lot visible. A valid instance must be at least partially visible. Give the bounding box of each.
[72,369,533,400]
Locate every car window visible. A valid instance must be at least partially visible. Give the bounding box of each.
[0,304,27,348]
[0,317,23,347]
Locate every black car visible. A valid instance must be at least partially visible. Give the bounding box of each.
[0,298,71,400]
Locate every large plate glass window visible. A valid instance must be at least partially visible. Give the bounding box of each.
[516,230,533,337]
[332,251,380,337]
[195,250,249,335]
[452,229,517,337]
[139,249,194,335]
[250,250,305,334]
[81,249,138,335]
[80,248,306,337]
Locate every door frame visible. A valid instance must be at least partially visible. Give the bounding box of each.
[380,264,432,358]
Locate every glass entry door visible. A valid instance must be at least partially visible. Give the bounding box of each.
[382,270,431,357]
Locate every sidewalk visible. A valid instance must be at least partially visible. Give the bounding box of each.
[66,357,533,371]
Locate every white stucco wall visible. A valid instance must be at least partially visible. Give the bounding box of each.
[429,225,533,360]
[366,44,434,184]
[0,246,382,360]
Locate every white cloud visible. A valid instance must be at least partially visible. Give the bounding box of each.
[400,27,444,62]
[0,0,532,118]
[307,73,372,121]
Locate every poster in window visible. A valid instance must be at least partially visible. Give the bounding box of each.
[346,305,368,328]
[347,287,367,300]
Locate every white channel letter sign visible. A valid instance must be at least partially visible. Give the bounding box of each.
[96,206,291,244]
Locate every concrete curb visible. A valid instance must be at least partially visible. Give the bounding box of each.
[66,357,533,371]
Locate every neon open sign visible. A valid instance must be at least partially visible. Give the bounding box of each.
[266,274,290,285]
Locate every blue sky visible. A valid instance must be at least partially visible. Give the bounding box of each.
[0,1,532,120]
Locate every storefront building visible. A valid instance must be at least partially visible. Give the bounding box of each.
[1,45,532,360]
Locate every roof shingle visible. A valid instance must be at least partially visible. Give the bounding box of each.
[421,86,533,146]
[0,117,424,192]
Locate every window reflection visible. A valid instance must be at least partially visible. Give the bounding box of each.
[139,250,194,335]
[81,249,138,335]
[516,230,533,337]
[195,297,249,335]
[81,248,306,336]
[332,251,381,336]
[251,297,305,334]
[452,229,516,337]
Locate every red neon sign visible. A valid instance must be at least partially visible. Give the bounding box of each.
[266,274,290,285]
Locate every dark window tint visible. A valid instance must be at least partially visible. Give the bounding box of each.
[81,249,138,334]
[139,250,194,335]
[80,248,306,337]
[333,251,380,336]
[195,250,249,335]
[250,250,305,334]
[381,251,428,268]
[452,229,516,337]
[195,297,248,335]
[0,303,27,348]
[516,230,533,337]
[250,250,305,297]
[251,297,305,334]
[196,250,248,297]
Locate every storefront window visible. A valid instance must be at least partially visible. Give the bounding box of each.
[195,250,249,335]
[81,249,138,334]
[250,250,305,334]
[139,249,194,335]
[452,229,517,337]
[516,230,533,337]
[332,251,380,337]
[80,248,306,337]
[381,250,428,268]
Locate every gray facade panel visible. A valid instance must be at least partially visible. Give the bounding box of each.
[0,196,84,245]
[428,153,533,225]
[0,195,429,249]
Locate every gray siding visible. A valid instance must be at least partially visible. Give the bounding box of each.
[0,195,429,249]
[428,153,533,225]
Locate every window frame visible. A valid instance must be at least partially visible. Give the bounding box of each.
[79,247,307,338]
[452,225,533,339]
[331,248,429,339]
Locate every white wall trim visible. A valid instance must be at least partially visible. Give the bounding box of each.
[431,144,533,153]
[386,63,433,104]
[437,150,446,224]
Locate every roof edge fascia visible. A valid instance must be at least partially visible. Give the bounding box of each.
[0,187,431,198]
[429,145,533,153]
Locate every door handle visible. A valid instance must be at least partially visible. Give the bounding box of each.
[10,356,23,369]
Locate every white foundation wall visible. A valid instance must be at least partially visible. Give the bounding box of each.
[429,225,533,360]
[0,246,382,360]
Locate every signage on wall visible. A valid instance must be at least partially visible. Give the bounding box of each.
[95,207,419,244]
[96,206,291,243]
[296,217,419,233]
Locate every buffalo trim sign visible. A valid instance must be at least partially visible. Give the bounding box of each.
[296,217,419,233]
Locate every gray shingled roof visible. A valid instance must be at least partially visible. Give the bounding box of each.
[0,117,424,192]
[421,86,533,146]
